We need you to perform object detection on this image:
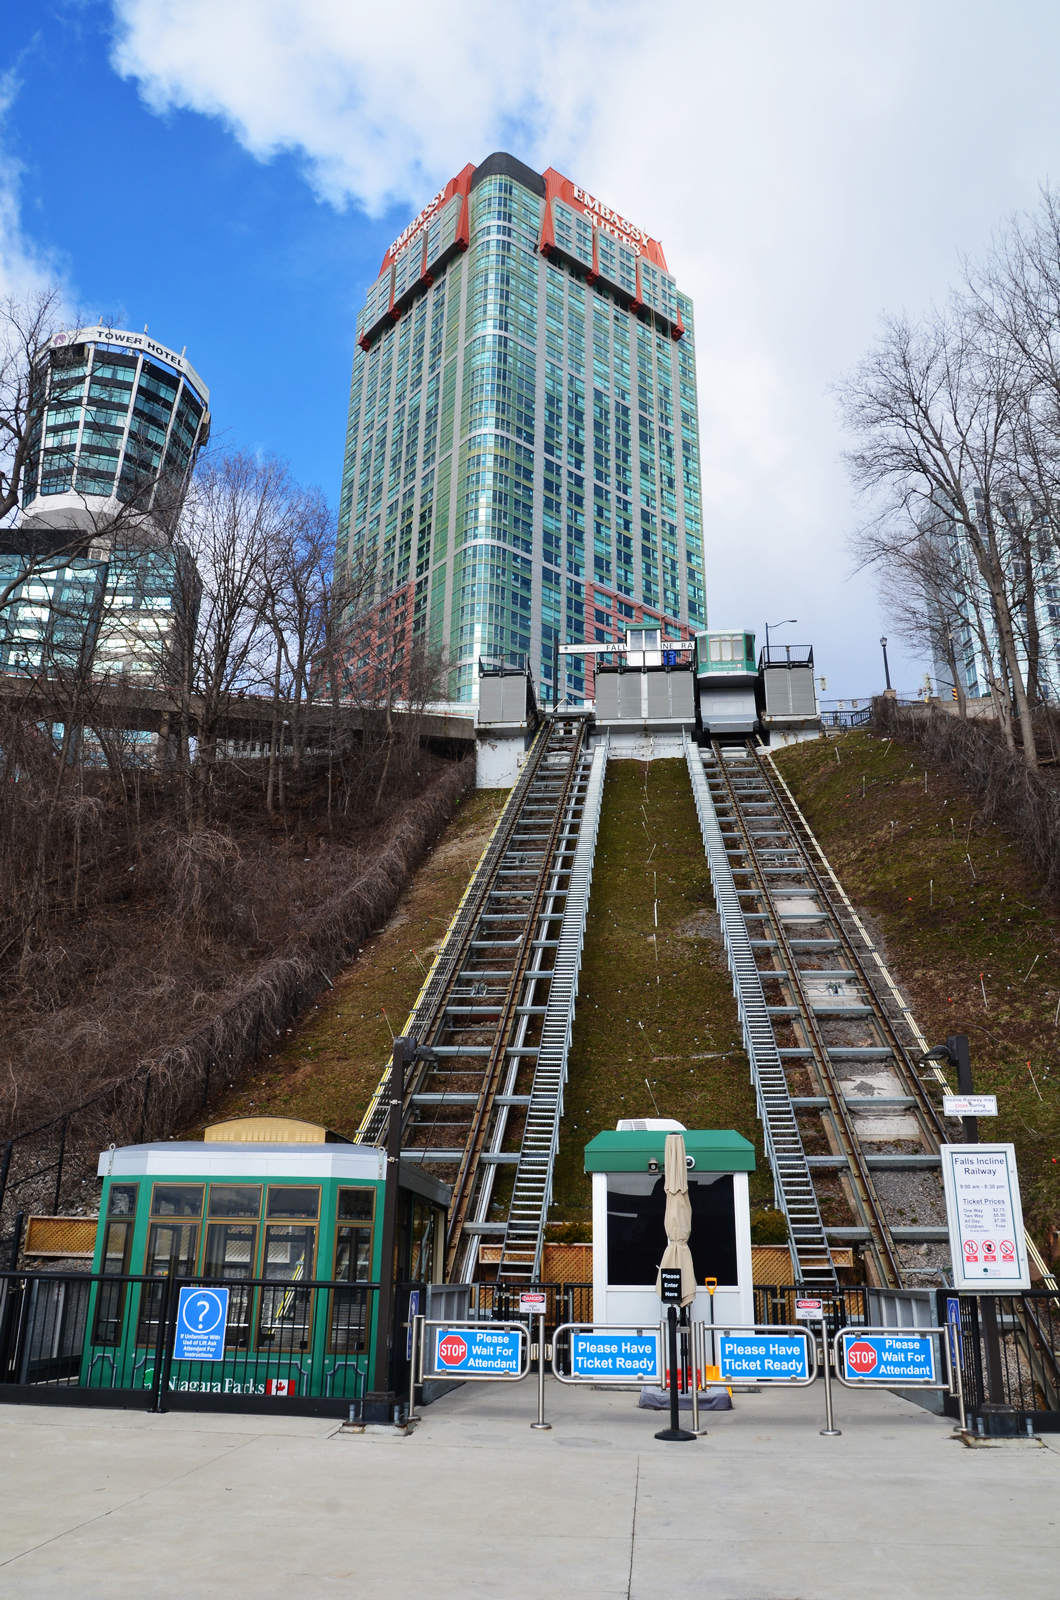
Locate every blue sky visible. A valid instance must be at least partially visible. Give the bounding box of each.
[7,2,1060,698]
[5,6,399,497]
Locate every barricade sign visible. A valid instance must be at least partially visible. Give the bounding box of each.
[833,1326,950,1390]
[713,1325,817,1385]
[174,1286,228,1361]
[552,1325,663,1384]
[421,1322,529,1382]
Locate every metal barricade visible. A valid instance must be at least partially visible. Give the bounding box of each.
[419,1320,530,1384]
[831,1324,954,1394]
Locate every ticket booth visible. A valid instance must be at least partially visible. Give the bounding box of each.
[82,1117,449,1403]
[585,1125,755,1329]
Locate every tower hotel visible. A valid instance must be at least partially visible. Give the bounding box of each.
[336,152,704,703]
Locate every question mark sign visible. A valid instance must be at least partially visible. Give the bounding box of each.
[197,1298,211,1329]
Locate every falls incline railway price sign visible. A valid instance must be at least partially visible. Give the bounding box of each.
[940,1143,1030,1291]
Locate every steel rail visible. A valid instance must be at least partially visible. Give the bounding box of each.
[748,744,950,1152]
[443,721,588,1273]
[709,742,904,1290]
[355,718,555,1147]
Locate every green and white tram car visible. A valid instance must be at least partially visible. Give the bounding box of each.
[82,1117,449,1406]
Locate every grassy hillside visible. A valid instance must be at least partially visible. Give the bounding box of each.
[774,730,1060,1252]
[194,788,506,1137]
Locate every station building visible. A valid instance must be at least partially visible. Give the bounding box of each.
[334,153,706,707]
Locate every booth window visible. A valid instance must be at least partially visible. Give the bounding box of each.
[605,1173,738,1286]
[334,1227,372,1282]
[92,1184,139,1345]
[337,1187,375,1222]
[204,1222,257,1348]
[331,1190,373,1355]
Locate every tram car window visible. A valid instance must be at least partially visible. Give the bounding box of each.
[92,1183,139,1345]
[259,1194,318,1350]
[138,1186,204,1347]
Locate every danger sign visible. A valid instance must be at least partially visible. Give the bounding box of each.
[845,1340,878,1374]
[438,1334,468,1367]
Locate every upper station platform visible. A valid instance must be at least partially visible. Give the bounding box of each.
[474,628,823,784]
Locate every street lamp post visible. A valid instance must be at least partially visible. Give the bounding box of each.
[765,618,797,659]
[880,636,893,692]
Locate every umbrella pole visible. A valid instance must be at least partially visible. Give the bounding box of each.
[655,1307,695,1442]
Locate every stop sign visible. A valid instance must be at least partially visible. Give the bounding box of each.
[438,1334,467,1367]
[846,1340,878,1374]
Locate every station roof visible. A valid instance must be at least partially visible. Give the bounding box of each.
[583,1128,755,1173]
[96,1142,452,1206]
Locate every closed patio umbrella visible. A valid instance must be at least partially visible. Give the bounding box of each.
[654,1132,697,1442]
[656,1132,696,1307]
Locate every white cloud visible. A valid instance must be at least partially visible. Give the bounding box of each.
[110,0,1060,693]
[0,69,61,303]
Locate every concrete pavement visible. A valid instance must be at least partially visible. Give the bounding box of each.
[1,1379,1057,1598]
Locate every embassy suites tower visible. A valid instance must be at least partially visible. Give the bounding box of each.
[335,152,705,703]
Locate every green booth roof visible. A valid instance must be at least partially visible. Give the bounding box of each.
[583,1128,755,1173]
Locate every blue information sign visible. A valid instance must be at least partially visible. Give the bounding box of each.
[174,1287,229,1361]
[570,1330,661,1382]
[717,1332,810,1382]
[839,1332,936,1383]
[433,1326,523,1376]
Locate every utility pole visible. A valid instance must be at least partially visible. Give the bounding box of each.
[947,1033,978,1144]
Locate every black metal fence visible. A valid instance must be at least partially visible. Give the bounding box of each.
[754,1284,871,1340]
[474,1281,593,1333]
[939,1290,1060,1432]
[0,1268,383,1417]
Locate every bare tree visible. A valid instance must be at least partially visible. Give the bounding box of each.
[839,302,1040,766]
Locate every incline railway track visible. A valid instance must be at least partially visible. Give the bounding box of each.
[356,715,606,1283]
[686,734,957,1289]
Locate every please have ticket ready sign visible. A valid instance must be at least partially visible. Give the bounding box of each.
[569,1329,661,1383]
[941,1143,1030,1291]
[716,1331,812,1383]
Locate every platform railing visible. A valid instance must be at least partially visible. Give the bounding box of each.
[473,1281,593,1332]
[0,1268,386,1411]
[939,1289,1060,1429]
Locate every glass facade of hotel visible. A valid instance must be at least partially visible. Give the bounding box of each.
[1,329,210,687]
[22,330,210,524]
[335,154,705,703]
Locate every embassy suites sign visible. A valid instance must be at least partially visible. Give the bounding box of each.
[570,186,656,255]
